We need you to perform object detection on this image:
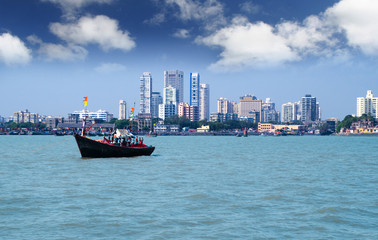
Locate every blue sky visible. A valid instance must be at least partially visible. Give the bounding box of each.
[0,0,377,120]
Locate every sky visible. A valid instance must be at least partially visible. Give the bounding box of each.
[0,0,377,120]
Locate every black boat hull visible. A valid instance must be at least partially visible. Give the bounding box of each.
[74,134,155,158]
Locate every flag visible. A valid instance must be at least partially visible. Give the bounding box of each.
[83,96,88,107]
[129,107,135,120]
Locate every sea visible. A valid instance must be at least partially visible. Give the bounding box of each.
[0,135,377,239]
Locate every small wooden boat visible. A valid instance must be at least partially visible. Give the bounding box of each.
[74,117,155,158]
[74,133,155,158]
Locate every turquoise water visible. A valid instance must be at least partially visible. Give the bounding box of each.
[0,135,377,239]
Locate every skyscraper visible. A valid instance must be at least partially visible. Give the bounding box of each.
[151,92,162,118]
[164,70,184,104]
[262,98,278,122]
[357,90,378,118]
[140,72,152,114]
[281,102,298,122]
[199,83,210,121]
[300,94,317,123]
[190,73,200,107]
[118,100,127,120]
[217,97,233,114]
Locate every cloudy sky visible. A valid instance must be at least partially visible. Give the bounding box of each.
[0,0,377,119]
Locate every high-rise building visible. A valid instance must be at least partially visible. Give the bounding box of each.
[281,102,298,122]
[178,102,198,121]
[164,70,184,104]
[159,103,176,120]
[190,73,200,107]
[262,98,278,122]
[151,92,162,118]
[199,83,210,121]
[238,94,262,122]
[163,86,177,105]
[217,97,233,114]
[140,72,152,114]
[300,94,317,123]
[118,100,127,120]
[357,90,378,118]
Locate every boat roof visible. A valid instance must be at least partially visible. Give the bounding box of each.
[116,129,134,138]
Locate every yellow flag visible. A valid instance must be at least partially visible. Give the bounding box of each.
[83,96,88,107]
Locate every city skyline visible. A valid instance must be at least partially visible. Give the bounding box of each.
[1,0,378,119]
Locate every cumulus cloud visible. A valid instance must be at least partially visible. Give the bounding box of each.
[196,0,378,70]
[0,33,32,65]
[27,35,87,61]
[95,62,126,73]
[325,0,378,55]
[173,29,190,38]
[49,15,136,52]
[41,0,113,20]
[196,17,299,70]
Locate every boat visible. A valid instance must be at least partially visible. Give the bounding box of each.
[74,119,155,158]
[74,133,155,158]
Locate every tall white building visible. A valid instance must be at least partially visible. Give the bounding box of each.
[163,86,177,105]
[300,94,317,123]
[217,97,233,114]
[118,100,127,120]
[140,72,152,114]
[281,102,298,122]
[199,83,210,121]
[357,90,378,118]
[190,72,200,107]
[164,70,184,104]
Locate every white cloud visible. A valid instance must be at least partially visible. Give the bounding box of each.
[325,0,378,55]
[49,15,136,52]
[173,29,190,38]
[95,62,126,73]
[196,0,378,70]
[165,0,226,30]
[240,1,261,14]
[277,15,338,56]
[27,35,87,61]
[39,43,87,61]
[41,0,113,20]
[144,13,166,25]
[0,33,32,65]
[196,17,298,70]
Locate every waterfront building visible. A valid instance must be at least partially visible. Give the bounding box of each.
[71,109,113,122]
[199,83,210,121]
[190,73,200,107]
[13,109,39,124]
[178,102,190,118]
[281,102,298,123]
[238,94,262,122]
[217,97,233,114]
[151,92,162,119]
[164,70,184,104]
[118,100,127,120]
[140,72,152,114]
[258,122,304,133]
[46,116,64,128]
[137,113,152,132]
[357,90,378,118]
[300,94,317,123]
[262,98,278,122]
[178,102,199,122]
[154,124,179,133]
[210,113,238,122]
[158,103,176,120]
